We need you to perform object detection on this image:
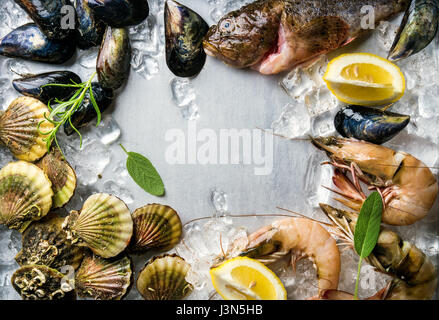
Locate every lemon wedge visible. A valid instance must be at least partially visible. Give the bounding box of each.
[210,257,287,300]
[323,53,405,106]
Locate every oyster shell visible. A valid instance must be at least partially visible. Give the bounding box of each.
[12,264,76,300]
[129,203,182,253]
[0,96,54,162]
[75,252,132,300]
[63,193,133,258]
[0,161,53,232]
[36,148,77,208]
[15,213,84,271]
[136,254,193,300]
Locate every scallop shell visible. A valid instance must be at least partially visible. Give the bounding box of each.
[36,148,77,208]
[0,161,53,232]
[11,264,76,300]
[62,193,133,258]
[75,252,132,300]
[129,203,182,253]
[0,96,54,161]
[136,254,193,300]
[15,213,84,271]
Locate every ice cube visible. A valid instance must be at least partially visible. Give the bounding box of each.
[0,226,20,265]
[131,50,160,80]
[305,86,338,117]
[271,102,311,138]
[210,188,229,215]
[103,180,134,204]
[95,116,121,145]
[0,264,20,300]
[418,85,439,119]
[311,109,337,136]
[78,48,99,69]
[170,78,196,107]
[374,20,399,52]
[303,152,333,208]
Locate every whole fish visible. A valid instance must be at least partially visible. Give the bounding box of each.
[203,0,410,74]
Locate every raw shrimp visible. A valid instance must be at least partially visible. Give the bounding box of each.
[214,217,341,293]
[312,137,438,226]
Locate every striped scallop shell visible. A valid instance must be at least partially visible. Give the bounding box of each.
[130,203,182,253]
[0,97,54,161]
[75,252,132,300]
[63,193,133,258]
[136,254,193,300]
[0,161,53,232]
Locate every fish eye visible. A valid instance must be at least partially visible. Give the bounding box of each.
[221,19,234,32]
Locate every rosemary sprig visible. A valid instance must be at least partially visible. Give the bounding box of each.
[37,72,101,152]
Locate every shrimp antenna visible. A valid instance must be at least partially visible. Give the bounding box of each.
[276,207,333,227]
[256,127,311,141]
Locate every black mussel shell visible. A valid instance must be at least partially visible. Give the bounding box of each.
[334,105,410,144]
[85,0,149,28]
[75,0,106,49]
[0,23,76,64]
[97,27,131,90]
[12,71,82,104]
[64,82,114,135]
[14,0,73,39]
[165,0,209,78]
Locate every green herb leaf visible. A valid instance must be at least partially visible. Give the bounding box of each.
[120,145,165,196]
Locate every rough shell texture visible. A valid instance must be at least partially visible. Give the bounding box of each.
[75,252,132,300]
[15,213,84,271]
[130,203,182,253]
[63,193,133,258]
[86,0,149,28]
[0,161,53,232]
[11,264,76,300]
[75,0,106,49]
[36,148,77,208]
[0,96,54,162]
[137,254,193,300]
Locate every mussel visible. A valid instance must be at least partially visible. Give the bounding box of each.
[75,252,132,300]
[334,105,410,144]
[85,0,149,27]
[75,0,106,49]
[63,82,114,135]
[0,97,54,161]
[12,71,82,105]
[97,27,131,90]
[0,161,53,232]
[14,0,73,39]
[15,213,84,271]
[62,193,133,258]
[165,0,209,77]
[388,0,439,61]
[136,254,193,300]
[0,24,76,64]
[12,264,76,300]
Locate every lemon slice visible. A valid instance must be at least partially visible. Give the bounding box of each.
[323,53,405,106]
[210,257,287,300]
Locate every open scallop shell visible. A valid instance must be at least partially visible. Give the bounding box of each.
[15,213,84,271]
[136,254,193,300]
[0,96,54,161]
[62,193,133,258]
[129,203,182,253]
[75,252,132,300]
[0,161,53,232]
[36,148,77,208]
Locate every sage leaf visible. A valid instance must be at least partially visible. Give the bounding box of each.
[120,145,165,196]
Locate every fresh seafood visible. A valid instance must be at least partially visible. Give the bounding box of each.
[137,254,193,300]
[216,217,341,294]
[12,264,76,300]
[334,105,410,144]
[0,161,53,232]
[319,204,438,300]
[12,71,82,105]
[14,0,72,39]
[312,137,439,225]
[97,27,131,90]
[0,23,76,64]
[75,252,132,300]
[75,0,106,49]
[15,213,84,271]
[62,193,133,258]
[64,82,114,135]
[388,0,439,61]
[0,96,54,161]
[165,0,209,77]
[203,0,409,74]
[35,148,77,208]
[129,203,182,253]
[86,0,149,27]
